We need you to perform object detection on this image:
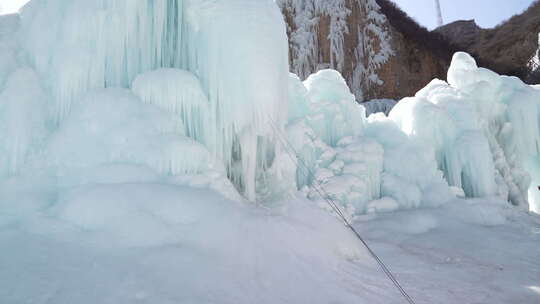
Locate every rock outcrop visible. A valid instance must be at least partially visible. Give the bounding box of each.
[278,0,453,101]
[435,20,481,50]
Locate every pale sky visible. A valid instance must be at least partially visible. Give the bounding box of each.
[0,0,30,15]
[391,0,536,30]
[0,0,536,30]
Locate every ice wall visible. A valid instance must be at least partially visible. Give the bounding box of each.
[389,83,497,198]
[286,71,381,214]
[181,0,290,201]
[388,52,540,210]
[447,52,540,209]
[132,68,210,145]
[287,53,540,214]
[286,70,453,215]
[0,14,19,91]
[14,0,290,201]
[19,0,184,122]
[0,68,47,175]
[2,0,539,214]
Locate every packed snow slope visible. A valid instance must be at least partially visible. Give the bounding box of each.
[0,0,540,303]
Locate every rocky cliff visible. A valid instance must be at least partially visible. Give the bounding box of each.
[435,20,480,50]
[277,0,453,101]
[436,1,540,83]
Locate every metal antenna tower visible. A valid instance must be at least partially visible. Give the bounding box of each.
[435,0,444,27]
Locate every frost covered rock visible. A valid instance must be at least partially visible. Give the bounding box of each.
[278,0,394,100]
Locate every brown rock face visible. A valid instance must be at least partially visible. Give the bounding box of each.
[435,20,481,50]
[278,0,540,100]
[278,0,450,101]
[375,24,448,100]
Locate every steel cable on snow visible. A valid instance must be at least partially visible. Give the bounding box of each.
[266,117,417,304]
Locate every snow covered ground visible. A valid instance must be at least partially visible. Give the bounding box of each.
[1,187,539,304]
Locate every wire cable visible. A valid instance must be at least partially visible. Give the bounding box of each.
[267,117,417,304]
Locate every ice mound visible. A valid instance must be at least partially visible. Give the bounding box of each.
[132,68,209,144]
[287,53,540,214]
[286,71,378,214]
[390,52,540,210]
[301,70,365,146]
[45,88,219,177]
[13,0,290,201]
[389,84,497,198]
[446,52,540,210]
[286,71,453,215]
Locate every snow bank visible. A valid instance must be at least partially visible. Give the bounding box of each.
[0,172,385,303]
